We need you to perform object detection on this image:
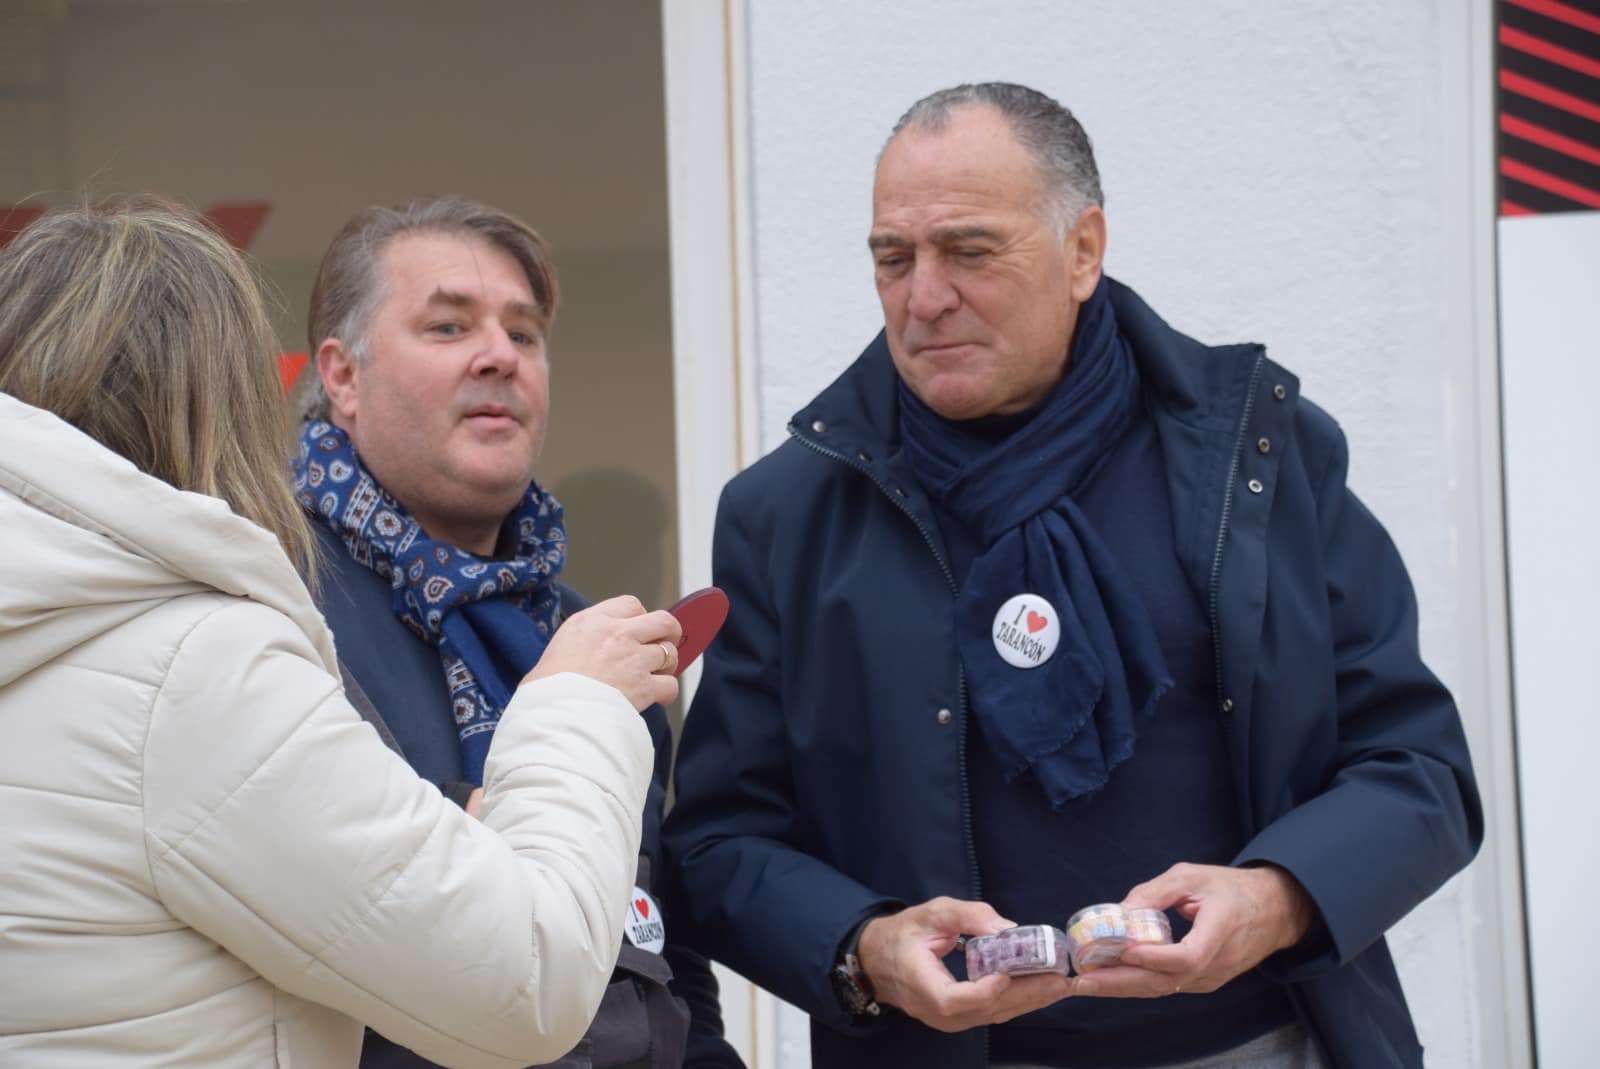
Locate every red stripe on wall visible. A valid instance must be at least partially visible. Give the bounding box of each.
[1501,25,1600,81]
[1502,113,1600,167]
[1501,156,1600,207]
[0,205,47,250]
[1507,0,1600,38]
[1500,199,1538,215]
[277,352,309,394]
[1501,69,1600,123]
[203,202,271,251]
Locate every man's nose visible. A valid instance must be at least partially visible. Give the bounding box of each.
[472,324,521,377]
[906,260,959,322]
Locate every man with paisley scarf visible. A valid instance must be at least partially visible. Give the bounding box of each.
[663,84,1481,1069]
[295,196,737,1069]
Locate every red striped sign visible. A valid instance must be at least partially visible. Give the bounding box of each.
[1499,0,1600,214]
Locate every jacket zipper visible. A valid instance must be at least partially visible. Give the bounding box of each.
[790,425,1005,1067]
[1207,354,1265,711]
[1204,356,1325,1061]
[786,427,984,907]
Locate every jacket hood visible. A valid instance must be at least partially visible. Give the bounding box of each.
[0,392,338,687]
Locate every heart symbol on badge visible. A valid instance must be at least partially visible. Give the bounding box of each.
[635,897,651,919]
[1026,611,1049,633]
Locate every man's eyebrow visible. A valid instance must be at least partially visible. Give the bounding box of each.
[929,225,1002,244]
[424,288,472,308]
[867,232,911,252]
[424,289,543,323]
[867,225,1003,252]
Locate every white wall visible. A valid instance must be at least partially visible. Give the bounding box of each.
[727,1,1510,1064]
[1499,210,1600,1069]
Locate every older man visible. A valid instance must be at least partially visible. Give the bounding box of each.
[294,197,738,1069]
[663,84,1481,1069]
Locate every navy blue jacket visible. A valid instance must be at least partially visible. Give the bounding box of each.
[313,524,740,1069]
[662,280,1482,1068]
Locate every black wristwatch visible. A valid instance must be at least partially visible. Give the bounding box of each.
[829,918,881,1017]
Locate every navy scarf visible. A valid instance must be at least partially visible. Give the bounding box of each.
[292,421,567,785]
[897,278,1172,808]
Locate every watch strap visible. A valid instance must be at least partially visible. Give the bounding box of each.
[830,916,882,1017]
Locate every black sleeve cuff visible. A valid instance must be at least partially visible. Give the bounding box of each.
[438,781,477,809]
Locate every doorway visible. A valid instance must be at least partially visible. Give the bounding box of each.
[0,0,679,616]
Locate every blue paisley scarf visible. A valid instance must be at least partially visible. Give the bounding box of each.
[292,420,566,785]
[897,277,1172,808]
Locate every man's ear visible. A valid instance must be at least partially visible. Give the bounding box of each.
[1067,205,1107,303]
[317,337,360,424]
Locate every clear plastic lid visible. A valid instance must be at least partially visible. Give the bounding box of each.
[964,924,1073,979]
[1065,904,1173,973]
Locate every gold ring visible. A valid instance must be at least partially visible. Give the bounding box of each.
[657,641,673,672]
[1172,982,1182,995]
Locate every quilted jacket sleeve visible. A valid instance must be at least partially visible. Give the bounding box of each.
[141,598,654,1069]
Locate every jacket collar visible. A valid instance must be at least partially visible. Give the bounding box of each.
[1108,277,1266,432]
[789,329,900,457]
[790,277,1290,469]
[787,276,1299,601]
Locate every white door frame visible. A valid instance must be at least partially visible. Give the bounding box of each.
[1447,2,1533,1066]
[660,2,780,1065]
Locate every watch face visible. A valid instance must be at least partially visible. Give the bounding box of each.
[830,964,879,1017]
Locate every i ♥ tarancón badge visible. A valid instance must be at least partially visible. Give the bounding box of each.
[624,885,666,953]
[992,593,1060,669]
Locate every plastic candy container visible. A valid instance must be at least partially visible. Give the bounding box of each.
[1065,904,1173,973]
[964,924,1073,980]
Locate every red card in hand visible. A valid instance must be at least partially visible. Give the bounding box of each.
[669,587,729,676]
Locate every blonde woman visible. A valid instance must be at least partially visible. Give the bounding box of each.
[0,200,682,1067]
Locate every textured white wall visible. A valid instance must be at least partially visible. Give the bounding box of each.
[739,1,1486,1065]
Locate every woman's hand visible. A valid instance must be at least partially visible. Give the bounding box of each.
[524,595,683,711]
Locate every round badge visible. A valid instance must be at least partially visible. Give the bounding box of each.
[623,886,666,954]
[991,594,1060,669]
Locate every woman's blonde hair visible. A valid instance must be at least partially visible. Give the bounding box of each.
[0,197,315,578]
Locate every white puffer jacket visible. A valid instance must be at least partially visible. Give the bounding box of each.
[0,392,654,1068]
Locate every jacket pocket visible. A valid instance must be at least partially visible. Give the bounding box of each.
[575,975,652,1068]
[550,945,688,1069]
[538,1034,595,1068]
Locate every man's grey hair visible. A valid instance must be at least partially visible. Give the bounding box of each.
[298,195,558,422]
[886,82,1104,235]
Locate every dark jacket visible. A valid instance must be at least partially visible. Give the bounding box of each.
[661,279,1483,1069]
[313,524,739,1069]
